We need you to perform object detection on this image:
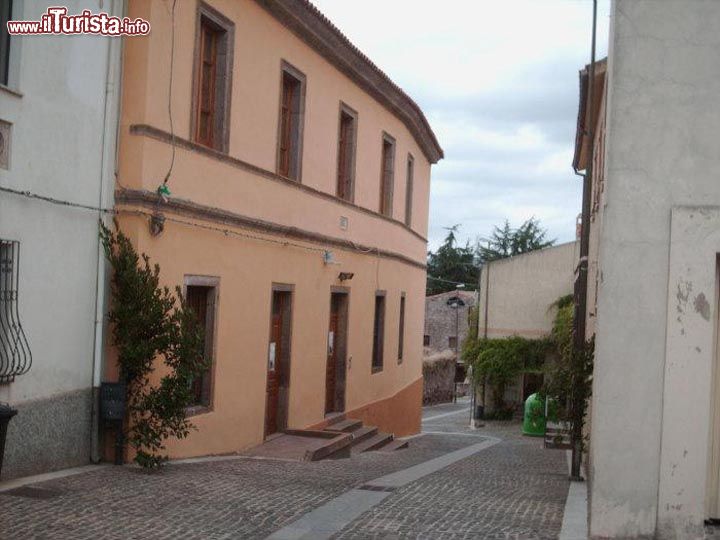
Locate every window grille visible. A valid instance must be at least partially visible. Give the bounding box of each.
[0,240,31,382]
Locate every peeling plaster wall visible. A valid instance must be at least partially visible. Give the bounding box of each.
[590,1,720,538]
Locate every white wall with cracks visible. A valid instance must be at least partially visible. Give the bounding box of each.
[659,208,720,539]
[589,1,720,538]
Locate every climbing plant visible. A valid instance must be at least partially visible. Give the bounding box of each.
[100,222,208,468]
[462,294,594,427]
[462,334,551,416]
[541,295,594,450]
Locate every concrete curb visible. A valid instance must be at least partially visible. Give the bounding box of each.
[0,464,110,493]
[559,450,589,540]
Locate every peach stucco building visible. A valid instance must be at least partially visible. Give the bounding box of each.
[110,0,442,459]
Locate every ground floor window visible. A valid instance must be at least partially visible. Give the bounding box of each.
[185,280,218,408]
[372,292,386,372]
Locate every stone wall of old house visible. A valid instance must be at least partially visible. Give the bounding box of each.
[423,290,477,354]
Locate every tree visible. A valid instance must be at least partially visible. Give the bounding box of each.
[477,218,555,263]
[101,222,209,468]
[426,225,479,295]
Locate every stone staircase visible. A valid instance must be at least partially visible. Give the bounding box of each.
[244,415,408,462]
[322,415,408,456]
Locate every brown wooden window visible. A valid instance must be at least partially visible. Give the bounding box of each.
[379,134,395,217]
[185,282,218,408]
[0,0,12,86]
[398,293,406,363]
[192,4,233,152]
[423,335,430,347]
[372,292,386,372]
[405,154,414,226]
[336,104,357,201]
[277,63,306,181]
[448,336,458,350]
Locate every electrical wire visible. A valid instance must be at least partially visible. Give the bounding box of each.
[0,185,399,260]
[426,274,477,287]
[0,185,115,214]
[162,0,178,186]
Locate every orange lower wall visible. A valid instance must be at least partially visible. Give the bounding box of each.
[346,376,422,437]
[309,376,422,437]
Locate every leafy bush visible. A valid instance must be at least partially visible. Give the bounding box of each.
[101,222,208,468]
[541,295,594,426]
[463,334,551,411]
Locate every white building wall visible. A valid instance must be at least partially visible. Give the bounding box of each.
[476,242,577,410]
[0,0,123,478]
[590,1,720,537]
[477,241,578,340]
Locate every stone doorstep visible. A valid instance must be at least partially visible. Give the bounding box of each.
[349,425,379,446]
[351,432,394,454]
[303,433,353,461]
[323,418,363,433]
[375,439,409,452]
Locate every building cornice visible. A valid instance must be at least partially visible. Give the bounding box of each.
[573,58,607,171]
[254,0,443,164]
[116,188,427,271]
[129,124,428,243]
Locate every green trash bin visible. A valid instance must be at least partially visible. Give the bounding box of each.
[522,393,546,436]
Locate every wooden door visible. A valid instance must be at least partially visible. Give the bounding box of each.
[265,292,285,436]
[325,297,340,414]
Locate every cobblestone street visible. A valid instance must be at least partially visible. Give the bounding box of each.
[0,401,570,539]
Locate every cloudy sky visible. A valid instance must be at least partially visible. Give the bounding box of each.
[312,0,610,250]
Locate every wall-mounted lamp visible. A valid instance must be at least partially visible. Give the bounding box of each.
[338,272,354,282]
[149,213,165,237]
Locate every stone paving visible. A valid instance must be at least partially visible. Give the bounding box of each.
[0,400,570,539]
[335,404,569,539]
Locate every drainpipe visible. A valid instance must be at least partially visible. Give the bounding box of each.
[481,263,490,413]
[570,0,597,481]
[90,0,125,463]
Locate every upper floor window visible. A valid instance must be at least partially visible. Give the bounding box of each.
[405,154,414,227]
[192,3,234,152]
[0,0,12,86]
[379,134,395,217]
[277,62,306,181]
[336,104,357,202]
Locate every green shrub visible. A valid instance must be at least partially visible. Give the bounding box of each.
[101,222,209,468]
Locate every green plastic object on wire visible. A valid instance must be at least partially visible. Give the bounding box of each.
[157,184,171,198]
[522,393,546,436]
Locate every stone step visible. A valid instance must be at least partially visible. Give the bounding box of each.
[375,438,409,452]
[349,425,378,446]
[324,418,363,433]
[323,412,346,427]
[351,432,394,454]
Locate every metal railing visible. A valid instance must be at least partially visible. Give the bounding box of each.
[0,239,31,382]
